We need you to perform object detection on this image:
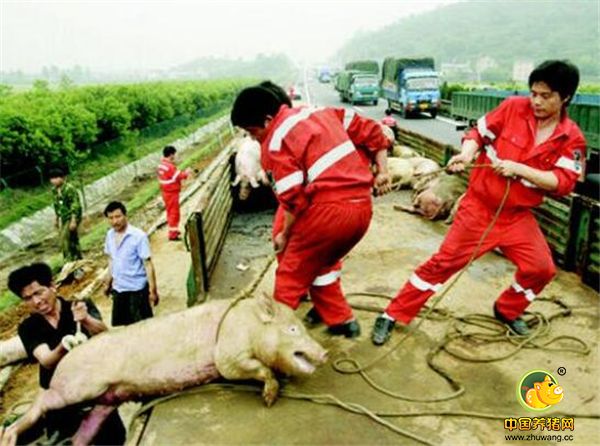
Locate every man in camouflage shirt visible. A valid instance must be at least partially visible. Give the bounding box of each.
[49,168,82,261]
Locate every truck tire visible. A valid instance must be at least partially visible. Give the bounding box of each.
[373,99,378,106]
[430,109,438,119]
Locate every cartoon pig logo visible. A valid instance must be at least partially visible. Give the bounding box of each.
[518,371,564,411]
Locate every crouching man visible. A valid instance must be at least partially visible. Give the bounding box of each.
[7,263,125,445]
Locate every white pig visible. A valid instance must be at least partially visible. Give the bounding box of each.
[232,137,269,200]
[391,144,417,159]
[388,158,415,189]
[405,157,440,188]
[6,293,327,445]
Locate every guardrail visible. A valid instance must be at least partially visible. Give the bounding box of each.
[450,91,600,152]
[184,140,235,306]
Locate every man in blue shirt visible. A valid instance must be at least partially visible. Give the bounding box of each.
[103,201,159,326]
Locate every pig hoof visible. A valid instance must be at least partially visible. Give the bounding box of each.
[262,381,279,407]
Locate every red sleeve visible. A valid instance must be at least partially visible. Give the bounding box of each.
[462,97,516,147]
[551,132,586,196]
[178,169,189,181]
[334,108,390,157]
[266,138,309,216]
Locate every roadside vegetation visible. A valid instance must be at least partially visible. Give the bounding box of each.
[440,82,600,101]
[0,79,248,230]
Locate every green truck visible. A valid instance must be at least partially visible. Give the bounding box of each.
[344,60,379,75]
[335,70,380,105]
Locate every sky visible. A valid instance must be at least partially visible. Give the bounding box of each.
[0,0,458,73]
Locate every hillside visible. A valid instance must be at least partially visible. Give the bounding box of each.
[174,53,297,82]
[334,0,599,81]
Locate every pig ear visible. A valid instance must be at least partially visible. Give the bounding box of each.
[255,292,276,323]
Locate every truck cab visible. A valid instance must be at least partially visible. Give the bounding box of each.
[348,74,379,105]
[381,57,441,119]
[398,69,440,118]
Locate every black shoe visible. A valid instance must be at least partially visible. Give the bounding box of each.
[303,307,322,326]
[371,316,395,346]
[327,320,361,338]
[493,304,530,336]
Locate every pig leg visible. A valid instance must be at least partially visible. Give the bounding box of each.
[249,177,259,188]
[72,404,116,446]
[232,174,241,187]
[224,357,279,407]
[393,204,419,214]
[258,169,269,185]
[6,389,67,439]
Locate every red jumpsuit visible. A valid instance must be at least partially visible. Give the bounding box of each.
[157,158,189,240]
[263,105,389,326]
[386,97,586,323]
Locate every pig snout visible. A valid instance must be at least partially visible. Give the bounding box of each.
[292,344,328,375]
[238,181,251,200]
[415,191,443,220]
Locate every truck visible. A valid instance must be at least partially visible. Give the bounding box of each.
[381,57,441,118]
[335,70,379,105]
[344,60,379,75]
[317,66,332,83]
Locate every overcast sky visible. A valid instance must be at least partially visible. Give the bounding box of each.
[0,0,458,73]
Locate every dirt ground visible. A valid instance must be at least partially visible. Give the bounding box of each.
[140,190,599,446]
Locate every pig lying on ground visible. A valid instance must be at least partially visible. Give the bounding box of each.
[405,157,440,188]
[391,144,417,159]
[232,137,269,200]
[388,158,415,189]
[395,172,466,221]
[6,293,327,445]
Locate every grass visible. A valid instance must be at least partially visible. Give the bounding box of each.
[0,108,230,231]
[0,125,232,313]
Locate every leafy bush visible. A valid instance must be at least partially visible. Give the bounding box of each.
[0,79,246,186]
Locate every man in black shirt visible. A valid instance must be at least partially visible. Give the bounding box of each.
[7,263,125,445]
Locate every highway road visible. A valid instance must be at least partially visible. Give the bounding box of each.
[304,79,465,148]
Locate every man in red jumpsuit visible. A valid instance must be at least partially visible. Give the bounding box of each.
[231,85,391,337]
[157,145,192,241]
[371,60,586,345]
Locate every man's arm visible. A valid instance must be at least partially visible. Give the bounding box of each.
[493,161,559,191]
[373,149,391,195]
[144,258,159,306]
[447,139,481,173]
[32,343,68,370]
[103,259,113,296]
[72,301,107,335]
[273,209,296,253]
[67,185,82,231]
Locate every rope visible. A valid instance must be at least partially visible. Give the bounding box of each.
[390,163,492,191]
[215,254,275,342]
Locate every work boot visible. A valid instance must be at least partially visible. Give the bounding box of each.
[303,306,322,326]
[493,304,530,336]
[371,315,395,346]
[327,320,361,338]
